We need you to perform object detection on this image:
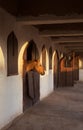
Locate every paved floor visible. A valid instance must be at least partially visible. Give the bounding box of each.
[5,82,83,130]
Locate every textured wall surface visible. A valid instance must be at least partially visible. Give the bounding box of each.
[79,69,83,81]
[0,8,54,129]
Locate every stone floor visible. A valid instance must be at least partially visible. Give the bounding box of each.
[4,82,83,130]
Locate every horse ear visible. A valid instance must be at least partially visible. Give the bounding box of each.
[37,59,41,65]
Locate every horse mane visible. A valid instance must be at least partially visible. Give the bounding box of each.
[25,60,38,64]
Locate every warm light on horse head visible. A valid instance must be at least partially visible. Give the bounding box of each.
[26,60,45,75]
[35,62,45,75]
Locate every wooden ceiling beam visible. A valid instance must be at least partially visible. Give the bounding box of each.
[40,30,83,37]
[52,37,83,43]
[59,42,83,46]
[65,46,83,49]
[17,15,83,25]
[68,49,83,52]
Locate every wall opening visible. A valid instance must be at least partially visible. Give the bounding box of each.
[7,31,18,76]
[41,45,46,70]
[49,46,52,69]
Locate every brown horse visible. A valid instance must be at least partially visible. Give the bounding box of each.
[25,60,45,75]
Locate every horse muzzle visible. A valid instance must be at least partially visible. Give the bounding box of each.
[41,71,45,75]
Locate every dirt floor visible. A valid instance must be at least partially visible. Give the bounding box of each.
[3,81,83,130]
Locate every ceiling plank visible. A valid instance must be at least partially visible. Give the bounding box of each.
[59,42,83,46]
[68,49,83,52]
[40,30,83,37]
[17,15,83,25]
[65,46,83,49]
[52,36,83,43]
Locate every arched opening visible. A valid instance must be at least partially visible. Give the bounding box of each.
[49,47,52,69]
[7,31,18,76]
[23,40,40,111]
[25,40,39,61]
[42,45,46,70]
[52,50,59,89]
[73,53,79,81]
[59,52,74,87]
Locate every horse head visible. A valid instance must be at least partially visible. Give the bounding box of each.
[34,60,45,75]
[25,60,45,75]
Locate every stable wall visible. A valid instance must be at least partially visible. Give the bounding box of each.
[0,75,22,129]
[79,69,83,81]
[0,8,54,129]
[40,70,53,99]
[79,57,83,81]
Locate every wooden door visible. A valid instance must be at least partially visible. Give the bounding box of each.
[23,70,40,111]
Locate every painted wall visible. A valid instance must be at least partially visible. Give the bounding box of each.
[40,48,54,99]
[0,8,54,129]
[79,70,83,81]
[40,70,53,99]
[0,75,22,129]
[79,58,83,81]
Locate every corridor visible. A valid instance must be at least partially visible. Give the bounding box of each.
[4,82,83,130]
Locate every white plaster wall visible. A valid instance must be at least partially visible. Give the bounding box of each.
[0,75,22,129]
[79,69,83,81]
[49,70,54,93]
[0,8,54,129]
[0,9,23,129]
[40,70,53,99]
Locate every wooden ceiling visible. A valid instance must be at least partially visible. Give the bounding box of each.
[0,0,83,53]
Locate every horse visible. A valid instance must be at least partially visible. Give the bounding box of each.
[24,60,45,75]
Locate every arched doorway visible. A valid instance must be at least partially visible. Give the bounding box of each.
[42,45,46,70]
[53,50,59,89]
[23,40,40,111]
[49,47,52,70]
[59,52,74,87]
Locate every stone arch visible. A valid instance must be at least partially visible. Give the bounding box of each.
[7,31,18,76]
[18,42,28,75]
[0,46,5,75]
[52,50,59,89]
